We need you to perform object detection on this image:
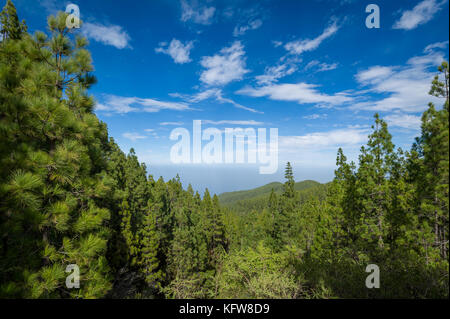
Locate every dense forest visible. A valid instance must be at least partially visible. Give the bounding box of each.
[0,2,448,299]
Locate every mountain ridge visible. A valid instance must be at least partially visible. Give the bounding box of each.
[218,180,322,206]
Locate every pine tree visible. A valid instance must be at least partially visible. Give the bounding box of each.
[355,114,395,255]
[201,189,226,266]
[276,162,297,249]
[283,162,295,198]
[322,148,351,253]
[412,61,449,261]
[1,10,112,298]
[138,207,162,289]
[104,139,129,272]
[266,189,283,250]
[0,0,26,41]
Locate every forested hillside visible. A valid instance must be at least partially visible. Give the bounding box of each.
[0,2,448,299]
[218,180,322,205]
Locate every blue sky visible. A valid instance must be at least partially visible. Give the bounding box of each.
[13,0,450,194]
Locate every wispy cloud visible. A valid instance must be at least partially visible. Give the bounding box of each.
[279,128,367,149]
[180,0,216,25]
[144,129,160,138]
[272,41,283,47]
[276,127,368,168]
[155,39,194,64]
[38,0,60,14]
[255,20,338,85]
[275,127,369,168]
[424,41,449,53]
[305,60,338,72]
[174,88,263,114]
[82,22,131,49]
[303,113,328,120]
[255,59,300,85]
[214,91,263,114]
[233,19,263,36]
[96,95,190,114]
[355,66,394,83]
[352,49,445,112]
[385,114,422,130]
[203,120,265,126]
[200,41,250,86]
[284,20,339,55]
[122,132,147,141]
[393,0,447,30]
[160,122,184,126]
[237,82,353,107]
[37,2,131,49]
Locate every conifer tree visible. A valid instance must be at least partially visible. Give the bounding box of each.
[355,114,395,254]
[0,0,26,41]
[283,162,295,198]
[138,207,162,289]
[412,62,449,260]
[1,10,112,298]
[277,162,297,249]
[327,148,354,249]
[266,189,283,250]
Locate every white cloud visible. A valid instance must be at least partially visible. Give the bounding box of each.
[38,0,59,14]
[123,132,147,141]
[233,19,263,36]
[160,122,184,126]
[272,41,283,48]
[255,20,338,86]
[305,60,320,70]
[393,0,447,30]
[200,41,250,86]
[303,113,328,120]
[217,95,263,114]
[38,3,131,49]
[155,39,194,64]
[317,63,338,72]
[175,88,263,114]
[352,50,445,112]
[96,95,190,114]
[203,120,265,126]
[144,129,160,138]
[355,66,394,83]
[385,114,422,130]
[237,82,353,106]
[254,20,338,87]
[275,128,368,168]
[284,20,339,55]
[180,0,215,25]
[255,61,299,85]
[223,7,234,19]
[242,43,445,113]
[82,22,131,49]
[279,128,367,149]
[305,60,338,72]
[171,89,218,103]
[424,41,449,53]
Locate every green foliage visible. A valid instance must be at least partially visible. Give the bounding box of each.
[217,242,302,299]
[218,180,322,207]
[0,0,26,41]
[0,7,111,298]
[0,2,448,299]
